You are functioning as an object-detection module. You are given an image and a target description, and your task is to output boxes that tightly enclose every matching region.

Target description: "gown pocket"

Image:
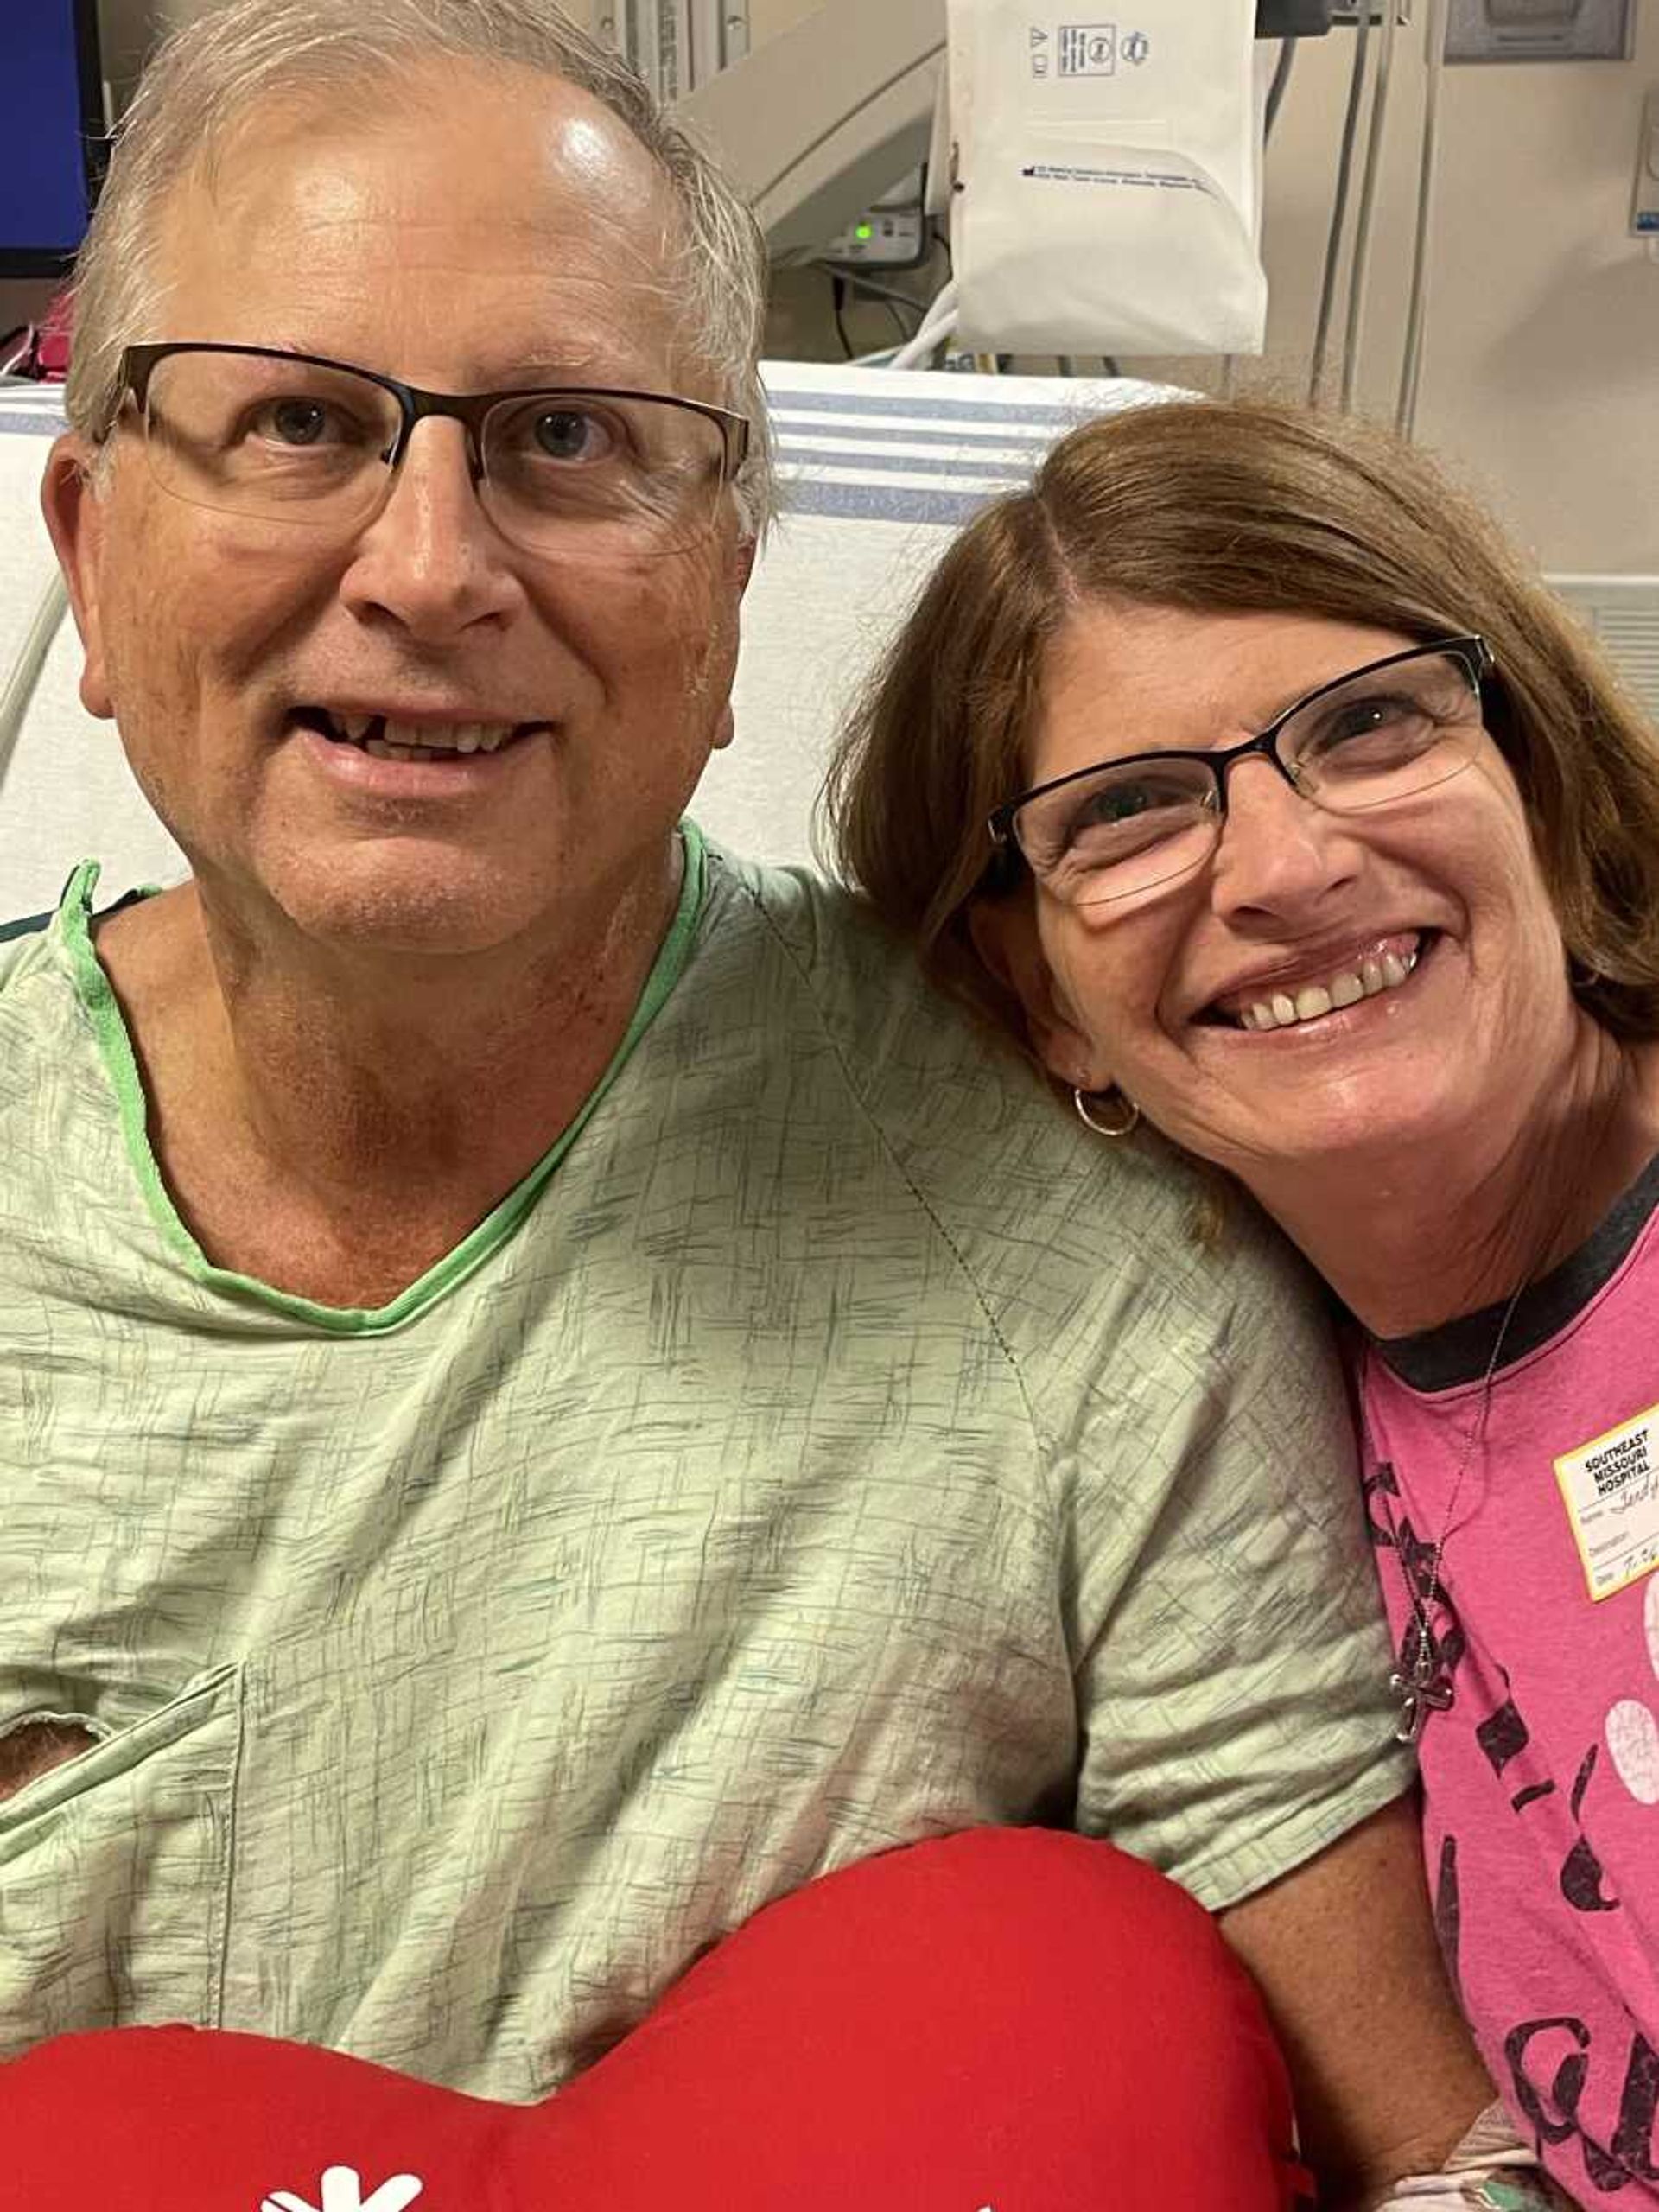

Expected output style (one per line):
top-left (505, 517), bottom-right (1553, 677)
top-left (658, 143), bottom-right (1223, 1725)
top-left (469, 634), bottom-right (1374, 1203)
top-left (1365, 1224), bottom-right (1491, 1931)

top-left (0, 1662), bottom-right (242, 2055)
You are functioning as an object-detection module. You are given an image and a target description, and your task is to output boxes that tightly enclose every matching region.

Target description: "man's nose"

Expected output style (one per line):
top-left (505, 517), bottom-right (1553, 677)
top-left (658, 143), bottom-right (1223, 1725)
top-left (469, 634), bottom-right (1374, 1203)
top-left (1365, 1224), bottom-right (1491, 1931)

top-left (339, 418), bottom-right (523, 639)
top-left (1207, 751), bottom-right (1362, 923)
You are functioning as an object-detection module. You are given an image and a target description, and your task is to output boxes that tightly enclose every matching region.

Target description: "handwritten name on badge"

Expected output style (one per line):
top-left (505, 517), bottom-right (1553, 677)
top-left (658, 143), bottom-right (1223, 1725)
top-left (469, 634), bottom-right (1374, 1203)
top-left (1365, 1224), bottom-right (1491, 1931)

top-left (1554, 1402), bottom-right (1659, 1600)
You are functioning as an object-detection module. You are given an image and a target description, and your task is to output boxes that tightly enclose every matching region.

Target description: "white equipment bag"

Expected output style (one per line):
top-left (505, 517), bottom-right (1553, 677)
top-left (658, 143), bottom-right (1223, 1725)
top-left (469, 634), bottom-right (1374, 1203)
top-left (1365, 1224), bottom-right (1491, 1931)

top-left (946, 0), bottom-right (1267, 357)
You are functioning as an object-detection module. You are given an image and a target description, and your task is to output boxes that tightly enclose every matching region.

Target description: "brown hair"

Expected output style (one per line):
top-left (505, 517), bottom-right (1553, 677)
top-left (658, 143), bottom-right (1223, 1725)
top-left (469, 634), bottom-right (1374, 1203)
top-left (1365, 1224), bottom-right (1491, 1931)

top-left (823, 398), bottom-right (1659, 1046)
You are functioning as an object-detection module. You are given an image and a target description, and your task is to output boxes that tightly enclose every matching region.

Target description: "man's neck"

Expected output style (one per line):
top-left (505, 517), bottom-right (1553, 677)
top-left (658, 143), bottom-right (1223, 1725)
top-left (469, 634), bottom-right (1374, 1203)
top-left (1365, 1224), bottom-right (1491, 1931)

top-left (1239, 1021), bottom-right (1659, 1342)
top-left (96, 851), bottom-right (686, 1307)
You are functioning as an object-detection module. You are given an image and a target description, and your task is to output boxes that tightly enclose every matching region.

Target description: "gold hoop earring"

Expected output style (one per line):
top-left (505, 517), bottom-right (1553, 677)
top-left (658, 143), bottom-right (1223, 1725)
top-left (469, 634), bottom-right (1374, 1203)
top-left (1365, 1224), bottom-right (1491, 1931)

top-left (1073, 1084), bottom-right (1141, 1140)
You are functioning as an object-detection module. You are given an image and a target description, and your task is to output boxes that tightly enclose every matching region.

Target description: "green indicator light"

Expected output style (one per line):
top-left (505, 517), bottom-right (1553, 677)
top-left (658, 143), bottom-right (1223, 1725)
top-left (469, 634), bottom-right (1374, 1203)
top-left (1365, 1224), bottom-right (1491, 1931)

top-left (855, 222), bottom-right (874, 240)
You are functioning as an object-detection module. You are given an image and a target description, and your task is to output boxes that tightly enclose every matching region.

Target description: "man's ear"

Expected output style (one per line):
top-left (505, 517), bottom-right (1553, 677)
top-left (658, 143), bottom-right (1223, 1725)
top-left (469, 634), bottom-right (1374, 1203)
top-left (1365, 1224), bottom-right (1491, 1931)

top-left (40, 436), bottom-right (115, 721)
top-left (968, 891), bottom-right (1115, 1092)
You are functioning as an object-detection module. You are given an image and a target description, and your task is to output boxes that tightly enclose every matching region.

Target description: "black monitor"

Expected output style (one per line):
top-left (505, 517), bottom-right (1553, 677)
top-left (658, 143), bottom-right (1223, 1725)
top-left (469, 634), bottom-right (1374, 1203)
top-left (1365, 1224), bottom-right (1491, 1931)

top-left (0, 0), bottom-right (106, 277)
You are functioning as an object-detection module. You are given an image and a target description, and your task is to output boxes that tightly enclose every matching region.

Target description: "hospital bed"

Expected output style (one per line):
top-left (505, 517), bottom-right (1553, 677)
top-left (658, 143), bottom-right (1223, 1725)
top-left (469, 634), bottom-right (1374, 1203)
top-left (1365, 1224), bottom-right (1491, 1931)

top-left (3, 363), bottom-right (1654, 922)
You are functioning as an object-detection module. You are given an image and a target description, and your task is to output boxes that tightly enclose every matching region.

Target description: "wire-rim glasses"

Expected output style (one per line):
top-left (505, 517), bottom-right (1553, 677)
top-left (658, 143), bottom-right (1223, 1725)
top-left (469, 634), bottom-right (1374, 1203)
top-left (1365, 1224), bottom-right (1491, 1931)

top-left (111, 342), bottom-right (752, 562)
top-left (988, 635), bottom-right (1496, 910)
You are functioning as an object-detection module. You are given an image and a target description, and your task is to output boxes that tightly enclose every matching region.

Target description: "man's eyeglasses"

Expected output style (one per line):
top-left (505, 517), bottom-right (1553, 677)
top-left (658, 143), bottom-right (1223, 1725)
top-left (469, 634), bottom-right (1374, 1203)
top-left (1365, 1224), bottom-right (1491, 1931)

top-left (110, 343), bottom-right (752, 562)
top-left (988, 636), bottom-right (1496, 910)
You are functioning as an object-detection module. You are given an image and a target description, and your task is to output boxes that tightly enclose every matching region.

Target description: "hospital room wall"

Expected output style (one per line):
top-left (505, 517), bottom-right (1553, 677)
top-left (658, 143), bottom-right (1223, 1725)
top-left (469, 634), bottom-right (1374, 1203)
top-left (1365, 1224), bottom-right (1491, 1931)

top-left (1236, 22), bottom-right (1659, 574)
top-left (10, 0), bottom-right (1656, 577)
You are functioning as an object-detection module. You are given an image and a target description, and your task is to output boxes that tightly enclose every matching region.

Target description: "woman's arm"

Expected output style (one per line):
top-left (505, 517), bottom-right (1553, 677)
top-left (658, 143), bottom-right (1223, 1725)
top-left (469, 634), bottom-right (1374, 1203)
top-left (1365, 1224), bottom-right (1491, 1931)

top-left (1217, 1791), bottom-right (1514, 2208)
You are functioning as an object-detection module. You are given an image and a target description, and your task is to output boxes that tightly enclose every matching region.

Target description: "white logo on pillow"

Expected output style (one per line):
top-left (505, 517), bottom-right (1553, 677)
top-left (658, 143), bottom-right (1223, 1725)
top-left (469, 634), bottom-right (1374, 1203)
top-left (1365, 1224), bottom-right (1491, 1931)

top-left (260, 2169), bottom-right (424, 2212)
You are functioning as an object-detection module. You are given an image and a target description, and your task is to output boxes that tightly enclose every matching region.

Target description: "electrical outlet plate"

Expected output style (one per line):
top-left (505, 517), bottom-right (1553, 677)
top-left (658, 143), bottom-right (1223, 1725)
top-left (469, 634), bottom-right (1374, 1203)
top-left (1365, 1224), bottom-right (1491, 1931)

top-left (1634, 88), bottom-right (1659, 237)
top-left (1445, 0), bottom-right (1632, 63)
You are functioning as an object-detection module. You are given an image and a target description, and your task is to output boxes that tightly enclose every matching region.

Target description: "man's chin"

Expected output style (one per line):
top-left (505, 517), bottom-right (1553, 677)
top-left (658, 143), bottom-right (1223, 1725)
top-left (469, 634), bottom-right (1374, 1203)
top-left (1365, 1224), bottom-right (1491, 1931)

top-left (227, 849), bottom-right (566, 965)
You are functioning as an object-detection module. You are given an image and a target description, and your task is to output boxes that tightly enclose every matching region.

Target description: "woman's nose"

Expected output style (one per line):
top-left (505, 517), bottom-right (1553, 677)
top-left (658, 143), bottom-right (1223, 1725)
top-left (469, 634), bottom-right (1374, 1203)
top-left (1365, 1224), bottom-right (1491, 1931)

top-left (1208, 752), bottom-right (1363, 925)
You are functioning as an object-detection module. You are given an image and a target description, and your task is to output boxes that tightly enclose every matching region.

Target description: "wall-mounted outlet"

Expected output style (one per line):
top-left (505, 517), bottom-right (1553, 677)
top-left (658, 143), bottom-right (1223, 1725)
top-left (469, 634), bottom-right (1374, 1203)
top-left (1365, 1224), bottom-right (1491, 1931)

top-left (1634, 89), bottom-right (1659, 238)
top-left (1446, 0), bottom-right (1633, 63)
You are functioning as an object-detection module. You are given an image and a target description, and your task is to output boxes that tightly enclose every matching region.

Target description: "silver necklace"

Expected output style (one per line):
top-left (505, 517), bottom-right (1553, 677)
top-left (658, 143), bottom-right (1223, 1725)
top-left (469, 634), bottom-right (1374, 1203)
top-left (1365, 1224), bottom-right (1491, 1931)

top-left (1377, 1274), bottom-right (1529, 1745)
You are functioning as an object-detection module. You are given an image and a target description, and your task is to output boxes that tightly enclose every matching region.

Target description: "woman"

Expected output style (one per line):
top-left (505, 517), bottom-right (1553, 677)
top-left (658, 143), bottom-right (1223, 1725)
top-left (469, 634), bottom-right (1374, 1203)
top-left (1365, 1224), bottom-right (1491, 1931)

top-left (826, 397), bottom-right (1659, 2210)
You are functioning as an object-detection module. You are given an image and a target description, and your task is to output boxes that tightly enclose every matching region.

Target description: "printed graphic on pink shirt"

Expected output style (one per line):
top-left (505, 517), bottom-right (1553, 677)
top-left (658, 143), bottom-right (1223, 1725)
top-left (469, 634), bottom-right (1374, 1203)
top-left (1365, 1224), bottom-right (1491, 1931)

top-left (1361, 1168), bottom-right (1659, 2205)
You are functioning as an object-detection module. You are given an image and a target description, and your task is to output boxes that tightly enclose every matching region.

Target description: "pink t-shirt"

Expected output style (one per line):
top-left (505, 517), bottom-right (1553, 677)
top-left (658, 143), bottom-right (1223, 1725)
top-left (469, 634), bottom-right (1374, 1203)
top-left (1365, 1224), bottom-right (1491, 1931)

top-left (1362, 1156), bottom-right (1659, 2204)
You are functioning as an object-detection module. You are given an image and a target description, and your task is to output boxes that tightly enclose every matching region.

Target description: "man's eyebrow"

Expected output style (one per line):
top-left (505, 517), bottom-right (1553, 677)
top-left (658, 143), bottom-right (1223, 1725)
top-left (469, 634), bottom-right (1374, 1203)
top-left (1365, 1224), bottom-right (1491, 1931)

top-left (487, 357), bottom-right (652, 389)
top-left (256, 340), bottom-right (653, 391)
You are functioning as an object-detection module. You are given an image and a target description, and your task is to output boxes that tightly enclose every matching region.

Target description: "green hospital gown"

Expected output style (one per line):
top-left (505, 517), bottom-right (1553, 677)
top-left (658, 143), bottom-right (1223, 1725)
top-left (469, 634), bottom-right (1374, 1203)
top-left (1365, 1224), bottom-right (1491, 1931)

top-left (0, 827), bottom-right (1411, 2096)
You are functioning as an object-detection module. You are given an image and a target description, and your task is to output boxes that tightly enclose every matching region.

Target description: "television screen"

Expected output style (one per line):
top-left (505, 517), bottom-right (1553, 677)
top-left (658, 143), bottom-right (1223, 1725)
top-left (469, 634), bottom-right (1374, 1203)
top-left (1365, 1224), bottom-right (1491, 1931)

top-left (0, 0), bottom-right (105, 276)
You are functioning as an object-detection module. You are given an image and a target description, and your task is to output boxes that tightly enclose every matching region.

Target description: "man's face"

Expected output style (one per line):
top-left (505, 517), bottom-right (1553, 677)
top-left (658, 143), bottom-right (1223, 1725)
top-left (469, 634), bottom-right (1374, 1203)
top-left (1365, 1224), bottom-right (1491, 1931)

top-left (48, 60), bottom-right (748, 957)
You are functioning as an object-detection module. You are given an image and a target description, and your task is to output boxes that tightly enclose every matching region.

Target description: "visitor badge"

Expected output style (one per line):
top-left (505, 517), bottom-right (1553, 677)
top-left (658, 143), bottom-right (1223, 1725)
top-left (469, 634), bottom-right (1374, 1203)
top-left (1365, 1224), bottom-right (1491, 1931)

top-left (1554, 1402), bottom-right (1659, 1601)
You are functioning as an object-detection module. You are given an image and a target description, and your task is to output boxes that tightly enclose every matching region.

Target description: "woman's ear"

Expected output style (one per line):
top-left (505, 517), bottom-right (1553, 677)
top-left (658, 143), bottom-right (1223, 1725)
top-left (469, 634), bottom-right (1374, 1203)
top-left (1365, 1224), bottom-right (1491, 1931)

top-left (968, 893), bottom-right (1114, 1091)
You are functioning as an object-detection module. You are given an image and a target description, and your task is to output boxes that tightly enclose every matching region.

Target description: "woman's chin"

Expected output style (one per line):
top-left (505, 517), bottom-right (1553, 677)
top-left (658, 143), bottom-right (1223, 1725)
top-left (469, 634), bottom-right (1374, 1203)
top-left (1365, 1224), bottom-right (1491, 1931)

top-left (1154, 1065), bottom-right (1465, 1196)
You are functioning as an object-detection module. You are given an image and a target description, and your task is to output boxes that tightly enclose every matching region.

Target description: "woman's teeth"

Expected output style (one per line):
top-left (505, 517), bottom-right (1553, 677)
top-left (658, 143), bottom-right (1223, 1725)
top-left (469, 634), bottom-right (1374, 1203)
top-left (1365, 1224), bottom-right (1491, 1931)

top-left (1236, 947), bottom-right (1420, 1033)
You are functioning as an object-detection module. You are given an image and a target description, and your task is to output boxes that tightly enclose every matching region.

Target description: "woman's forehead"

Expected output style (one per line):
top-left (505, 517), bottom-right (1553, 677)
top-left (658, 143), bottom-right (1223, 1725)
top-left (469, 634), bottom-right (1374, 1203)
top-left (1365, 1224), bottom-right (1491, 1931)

top-left (1035, 603), bottom-right (1424, 760)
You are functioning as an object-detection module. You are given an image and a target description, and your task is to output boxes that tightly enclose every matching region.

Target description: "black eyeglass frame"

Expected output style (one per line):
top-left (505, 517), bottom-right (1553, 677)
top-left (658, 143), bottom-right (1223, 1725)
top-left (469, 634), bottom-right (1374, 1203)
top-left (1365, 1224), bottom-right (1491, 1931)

top-left (111, 341), bottom-right (753, 487)
top-left (986, 634), bottom-right (1497, 861)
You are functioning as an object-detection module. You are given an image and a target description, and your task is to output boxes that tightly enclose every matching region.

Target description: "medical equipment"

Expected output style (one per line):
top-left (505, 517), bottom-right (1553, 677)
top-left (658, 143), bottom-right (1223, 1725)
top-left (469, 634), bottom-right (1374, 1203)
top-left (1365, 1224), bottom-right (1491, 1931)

top-left (672, 0), bottom-right (1334, 269)
top-left (1, 0), bottom-right (106, 276)
top-left (823, 173), bottom-right (931, 272)
top-left (677, 0), bottom-right (944, 262)
top-left (947, 0), bottom-right (1267, 358)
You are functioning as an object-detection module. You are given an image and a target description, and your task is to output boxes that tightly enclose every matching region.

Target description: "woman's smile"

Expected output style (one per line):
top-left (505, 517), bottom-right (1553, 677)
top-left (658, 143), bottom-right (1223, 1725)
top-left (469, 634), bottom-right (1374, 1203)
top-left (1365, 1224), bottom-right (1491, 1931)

top-left (1199, 930), bottom-right (1429, 1033)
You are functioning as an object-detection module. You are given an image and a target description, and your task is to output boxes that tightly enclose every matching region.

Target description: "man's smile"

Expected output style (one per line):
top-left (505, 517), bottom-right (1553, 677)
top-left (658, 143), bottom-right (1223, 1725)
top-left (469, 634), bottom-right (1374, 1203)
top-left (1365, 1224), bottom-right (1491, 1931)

top-left (293, 706), bottom-right (551, 760)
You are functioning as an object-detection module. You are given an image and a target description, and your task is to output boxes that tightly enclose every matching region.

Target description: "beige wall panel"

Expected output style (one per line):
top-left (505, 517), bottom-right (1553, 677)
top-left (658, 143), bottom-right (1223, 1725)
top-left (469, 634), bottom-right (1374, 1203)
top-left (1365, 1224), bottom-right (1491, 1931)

top-left (1245, 23), bottom-right (1659, 570)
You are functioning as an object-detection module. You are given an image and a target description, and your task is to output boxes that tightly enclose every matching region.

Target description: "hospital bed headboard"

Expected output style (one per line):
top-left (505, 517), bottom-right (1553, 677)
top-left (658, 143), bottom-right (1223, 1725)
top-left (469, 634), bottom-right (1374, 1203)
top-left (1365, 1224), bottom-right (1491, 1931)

top-left (0, 365), bottom-right (1166, 918)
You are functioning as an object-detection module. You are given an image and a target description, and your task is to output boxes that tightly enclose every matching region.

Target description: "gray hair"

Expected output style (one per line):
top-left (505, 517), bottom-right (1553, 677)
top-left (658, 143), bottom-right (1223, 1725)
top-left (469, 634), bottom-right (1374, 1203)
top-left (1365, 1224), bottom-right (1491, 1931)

top-left (67, 0), bottom-right (773, 531)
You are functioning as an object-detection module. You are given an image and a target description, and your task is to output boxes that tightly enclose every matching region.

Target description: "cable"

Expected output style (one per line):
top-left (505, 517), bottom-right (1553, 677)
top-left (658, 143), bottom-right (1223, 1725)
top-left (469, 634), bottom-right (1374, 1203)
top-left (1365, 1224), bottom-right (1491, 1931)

top-left (0, 572), bottom-right (69, 796)
top-left (889, 308), bottom-right (958, 371)
top-left (824, 267), bottom-right (926, 347)
top-left (1309, 6), bottom-right (1371, 406)
top-left (1340, 0), bottom-right (1400, 411)
top-left (828, 268), bottom-right (928, 318)
top-left (887, 278), bottom-right (958, 371)
top-left (831, 275), bottom-right (855, 359)
top-left (1396, 0), bottom-right (1448, 437)
top-left (1264, 36), bottom-right (1298, 143)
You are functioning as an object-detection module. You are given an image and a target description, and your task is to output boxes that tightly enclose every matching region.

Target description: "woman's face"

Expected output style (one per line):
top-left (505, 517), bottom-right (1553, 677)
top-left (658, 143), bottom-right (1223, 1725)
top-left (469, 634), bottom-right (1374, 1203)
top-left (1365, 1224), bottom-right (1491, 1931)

top-left (995, 601), bottom-right (1581, 1184)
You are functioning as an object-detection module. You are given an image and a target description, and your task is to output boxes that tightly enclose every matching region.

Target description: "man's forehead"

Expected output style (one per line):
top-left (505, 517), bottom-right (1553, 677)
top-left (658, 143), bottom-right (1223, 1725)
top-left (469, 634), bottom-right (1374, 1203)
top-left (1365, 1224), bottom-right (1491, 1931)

top-left (148, 57), bottom-right (694, 380)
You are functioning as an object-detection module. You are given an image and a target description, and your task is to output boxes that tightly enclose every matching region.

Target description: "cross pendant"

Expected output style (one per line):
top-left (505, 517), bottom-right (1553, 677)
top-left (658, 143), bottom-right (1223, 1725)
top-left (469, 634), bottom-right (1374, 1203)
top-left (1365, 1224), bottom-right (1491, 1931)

top-left (1390, 1666), bottom-right (1453, 1745)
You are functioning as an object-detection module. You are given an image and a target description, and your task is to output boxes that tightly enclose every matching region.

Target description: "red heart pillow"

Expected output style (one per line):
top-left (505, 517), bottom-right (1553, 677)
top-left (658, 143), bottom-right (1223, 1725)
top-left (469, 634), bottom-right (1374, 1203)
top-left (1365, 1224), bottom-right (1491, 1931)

top-left (0, 1828), bottom-right (1309, 2210)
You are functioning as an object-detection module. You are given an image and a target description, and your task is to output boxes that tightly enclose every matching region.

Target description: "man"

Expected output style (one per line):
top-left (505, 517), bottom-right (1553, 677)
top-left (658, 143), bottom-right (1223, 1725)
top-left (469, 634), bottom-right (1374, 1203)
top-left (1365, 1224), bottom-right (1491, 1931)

top-left (0, 1), bottom-right (1510, 2202)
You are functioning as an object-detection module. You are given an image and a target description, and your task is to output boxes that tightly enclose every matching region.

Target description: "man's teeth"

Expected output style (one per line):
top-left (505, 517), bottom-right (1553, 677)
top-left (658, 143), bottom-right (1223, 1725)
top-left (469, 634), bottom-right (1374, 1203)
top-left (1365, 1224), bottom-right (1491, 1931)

top-left (1237, 949), bottom-right (1419, 1033)
top-left (324, 713), bottom-right (518, 758)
